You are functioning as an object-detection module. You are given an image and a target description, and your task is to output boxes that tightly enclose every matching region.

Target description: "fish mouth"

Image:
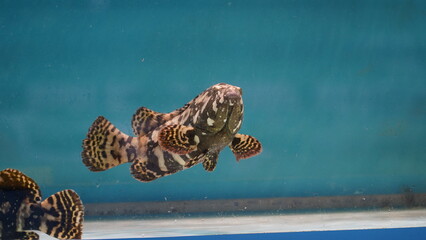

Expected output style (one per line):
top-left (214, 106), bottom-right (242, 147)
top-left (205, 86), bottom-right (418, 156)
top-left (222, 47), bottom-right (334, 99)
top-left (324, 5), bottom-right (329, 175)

top-left (212, 83), bottom-right (242, 101)
top-left (224, 87), bottom-right (242, 107)
top-left (225, 88), bottom-right (241, 100)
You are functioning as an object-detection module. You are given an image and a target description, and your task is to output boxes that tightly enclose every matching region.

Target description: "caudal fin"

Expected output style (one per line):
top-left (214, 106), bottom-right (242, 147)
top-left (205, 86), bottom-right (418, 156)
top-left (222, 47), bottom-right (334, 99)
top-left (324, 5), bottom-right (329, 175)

top-left (82, 116), bottom-right (139, 171)
top-left (39, 190), bottom-right (84, 239)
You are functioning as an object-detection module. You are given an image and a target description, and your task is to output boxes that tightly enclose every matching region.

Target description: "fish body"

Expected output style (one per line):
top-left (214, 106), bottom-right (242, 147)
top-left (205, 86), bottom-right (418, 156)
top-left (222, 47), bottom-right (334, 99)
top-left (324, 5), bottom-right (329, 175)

top-left (82, 83), bottom-right (262, 182)
top-left (0, 169), bottom-right (84, 239)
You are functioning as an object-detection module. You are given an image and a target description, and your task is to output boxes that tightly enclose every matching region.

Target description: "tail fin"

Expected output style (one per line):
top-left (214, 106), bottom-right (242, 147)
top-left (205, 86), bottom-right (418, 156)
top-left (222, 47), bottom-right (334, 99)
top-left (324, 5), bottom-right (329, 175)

top-left (39, 190), bottom-right (84, 239)
top-left (82, 116), bottom-right (139, 171)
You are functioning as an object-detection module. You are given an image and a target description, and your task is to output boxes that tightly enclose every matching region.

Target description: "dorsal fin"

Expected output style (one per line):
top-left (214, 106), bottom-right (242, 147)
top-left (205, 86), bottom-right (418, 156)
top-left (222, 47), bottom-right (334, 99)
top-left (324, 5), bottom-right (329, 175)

top-left (132, 92), bottom-right (201, 136)
top-left (131, 107), bottom-right (171, 136)
top-left (0, 168), bottom-right (42, 203)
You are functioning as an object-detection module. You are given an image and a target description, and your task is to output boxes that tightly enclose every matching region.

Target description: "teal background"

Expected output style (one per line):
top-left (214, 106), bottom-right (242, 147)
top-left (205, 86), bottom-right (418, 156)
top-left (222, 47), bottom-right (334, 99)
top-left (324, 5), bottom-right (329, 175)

top-left (0, 0), bottom-right (425, 204)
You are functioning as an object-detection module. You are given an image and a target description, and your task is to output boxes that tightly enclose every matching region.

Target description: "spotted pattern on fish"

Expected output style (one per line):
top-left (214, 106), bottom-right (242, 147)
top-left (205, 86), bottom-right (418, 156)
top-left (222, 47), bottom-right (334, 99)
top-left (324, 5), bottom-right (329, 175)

top-left (82, 83), bottom-right (262, 182)
top-left (0, 169), bottom-right (84, 239)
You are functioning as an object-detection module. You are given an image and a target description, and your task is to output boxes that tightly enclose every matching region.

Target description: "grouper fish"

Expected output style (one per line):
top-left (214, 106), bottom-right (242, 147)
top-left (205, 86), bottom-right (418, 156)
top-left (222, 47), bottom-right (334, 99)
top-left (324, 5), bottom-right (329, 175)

top-left (0, 168), bottom-right (84, 239)
top-left (82, 83), bottom-right (262, 182)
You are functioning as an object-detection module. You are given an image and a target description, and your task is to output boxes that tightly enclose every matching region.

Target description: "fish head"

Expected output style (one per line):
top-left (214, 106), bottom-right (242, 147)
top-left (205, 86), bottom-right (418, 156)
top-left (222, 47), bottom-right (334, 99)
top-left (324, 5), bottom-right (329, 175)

top-left (191, 83), bottom-right (244, 135)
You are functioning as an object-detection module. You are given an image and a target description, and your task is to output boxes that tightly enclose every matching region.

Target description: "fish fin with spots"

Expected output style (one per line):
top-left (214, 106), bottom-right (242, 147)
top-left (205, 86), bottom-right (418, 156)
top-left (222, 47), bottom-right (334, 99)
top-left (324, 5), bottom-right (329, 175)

top-left (130, 158), bottom-right (177, 182)
top-left (82, 116), bottom-right (139, 171)
top-left (229, 134), bottom-right (262, 161)
top-left (0, 168), bottom-right (42, 203)
top-left (36, 190), bottom-right (84, 239)
top-left (202, 151), bottom-right (219, 172)
top-left (132, 107), bottom-right (171, 136)
top-left (184, 153), bottom-right (205, 169)
top-left (158, 125), bottom-right (199, 155)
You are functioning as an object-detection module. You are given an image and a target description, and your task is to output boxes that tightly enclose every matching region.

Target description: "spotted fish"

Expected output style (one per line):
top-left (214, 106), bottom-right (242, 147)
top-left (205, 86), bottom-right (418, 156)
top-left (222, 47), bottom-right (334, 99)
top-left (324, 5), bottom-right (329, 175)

top-left (82, 83), bottom-right (262, 182)
top-left (0, 168), bottom-right (84, 239)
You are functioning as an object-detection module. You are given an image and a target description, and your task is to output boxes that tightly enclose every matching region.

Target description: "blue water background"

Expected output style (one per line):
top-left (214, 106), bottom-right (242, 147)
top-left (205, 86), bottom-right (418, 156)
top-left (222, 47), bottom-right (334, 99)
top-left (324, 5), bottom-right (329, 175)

top-left (0, 0), bottom-right (425, 204)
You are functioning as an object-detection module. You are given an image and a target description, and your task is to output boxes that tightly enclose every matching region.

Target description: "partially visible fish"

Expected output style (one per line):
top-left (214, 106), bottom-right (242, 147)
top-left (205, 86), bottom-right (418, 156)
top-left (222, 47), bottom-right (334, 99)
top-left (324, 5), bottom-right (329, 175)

top-left (82, 83), bottom-right (262, 182)
top-left (0, 169), bottom-right (84, 239)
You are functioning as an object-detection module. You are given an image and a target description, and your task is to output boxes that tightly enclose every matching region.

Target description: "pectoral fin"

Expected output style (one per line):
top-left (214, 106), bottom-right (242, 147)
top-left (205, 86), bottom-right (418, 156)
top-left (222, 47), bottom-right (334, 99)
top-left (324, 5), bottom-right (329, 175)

top-left (159, 125), bottom-right (199, 155)
top-left (202, 151), bottom-right (219, 171)
top-left (229, 134), bottom-right (262, 161)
